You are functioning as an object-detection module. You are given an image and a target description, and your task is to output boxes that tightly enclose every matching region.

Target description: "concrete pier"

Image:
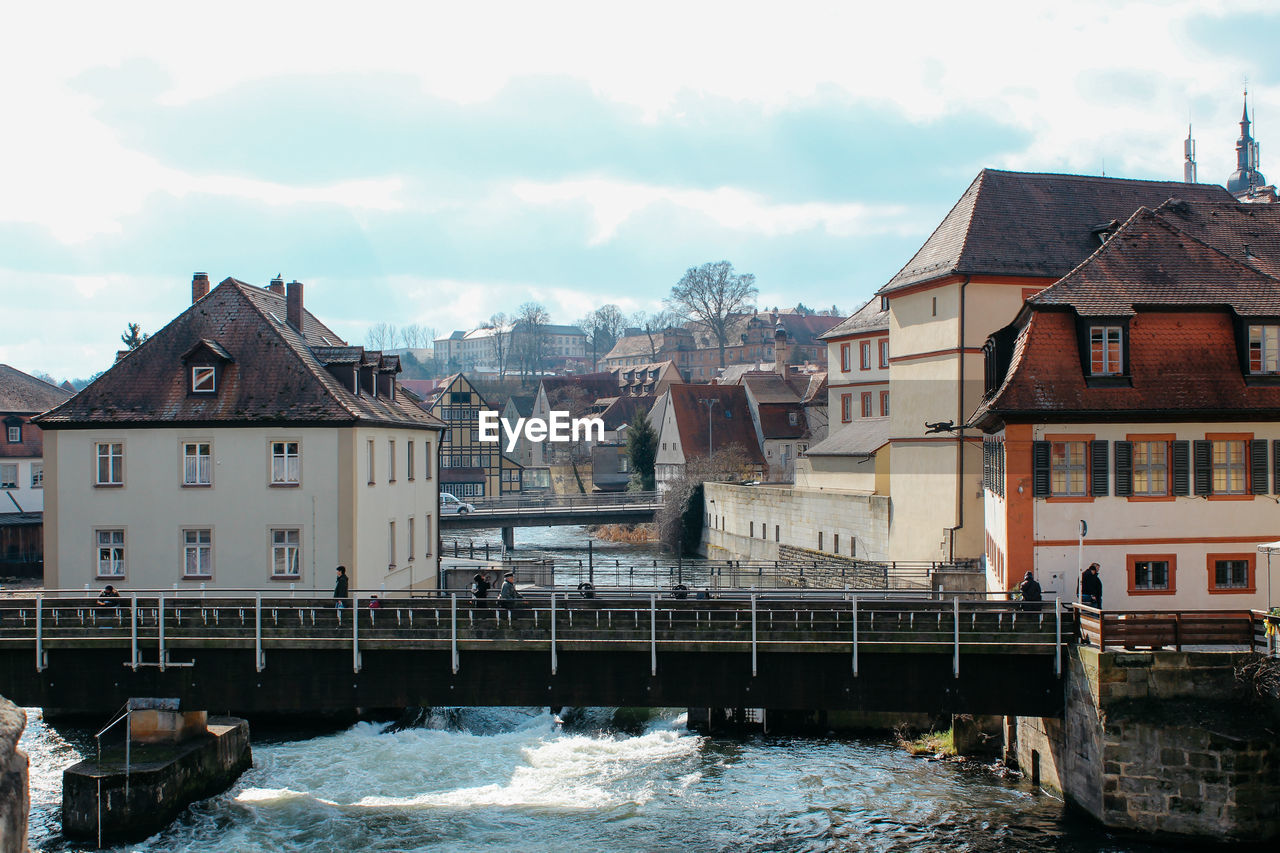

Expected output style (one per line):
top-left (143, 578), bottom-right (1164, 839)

top-left (63, 711), bottom-right (251, 845)
top-left (0, 697), bottom-right (28, 853)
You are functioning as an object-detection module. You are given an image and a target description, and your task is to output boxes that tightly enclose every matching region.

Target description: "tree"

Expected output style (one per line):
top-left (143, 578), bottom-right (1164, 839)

top-left (482, 313), bottom-right (512, 379)
top-left (656, 444), bottom-right (756, 554)
top-left (625, 408), bottom-right (657, 491)
top-left (631, 308), bottom-right (681, 361)
top-left (512, 302), bottom-right (551, 385)
top-left (665, 261), bottom-right (758, 368)
top-left (577, 304), bottom-right (628, 369)
top-left (367, 322), bottom-right (397, 351)
top-left (399, 323), bottom-right (433, 350)
top-left (120, 323), bottom-right (149, 350)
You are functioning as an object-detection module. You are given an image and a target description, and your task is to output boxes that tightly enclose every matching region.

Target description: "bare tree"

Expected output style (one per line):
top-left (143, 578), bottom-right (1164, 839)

top-left (367, 322), bottom-right (397, 351)
top-left (577, 304), bottom-right (628, 369)
top-left (512, 302), bottom-right (551, 385)
top-left (631, 309), bottom-right (681, 361)
top-left (657, 444), bottom-right (756, 554)
top-left (666, 261), bottom-right (758, 368)
top-left (399, 323), bottom-right (431, 350)
top-left (483, 313), bottom-right (512, 379)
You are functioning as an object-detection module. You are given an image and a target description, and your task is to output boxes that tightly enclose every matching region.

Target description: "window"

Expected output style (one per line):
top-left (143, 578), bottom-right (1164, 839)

top-left (833, 534), bottom-right (839, 554)
top-left (861, 393), bottom-right (873, 418)
top-left (880, 295), bottom-right (889, 311)
top-left (818, 531), bottom-right (823, 551)
top-left (1131, 440), bottom-right (1168, 496)
top-left (1089, 326), bottom-right (1123, 375)
top-left (1128, 555), bottom-right (1175, 594)
top-left (840, 393), bottom-right (851, 423)
top-left (424, 443), bottom-right (433, 479)
top-left (96, 529), bottom-right (125, 577)
top-left (1211, 439), bottom-right (1247, 494)
top-left (30, 463), bottom-right (42, 489)
top-left (183, 528), bottom-right (212, 578)
top-left (424, 515), bottom-right (432, 556)
top-left (271, 528), bottom-right (301, 577)
top-left (931, 297), bottom-right (937, 317)
top-left (0, 464), bottom-right (16, 490)
top-left (5, 425), bottom-right (19, 443)
top-left (840, 344), bottom-right (851, 372)
top-left (191, 366), bottom-right (216, 393)
top-left (860, 342), bottom-right (871, 370)
top-left (775, 524), bottom-right (780, 542)
top-left (407, 517), bottom-right (416, 561)
top-left (407, 441), bottom-right (415, 481)
top-left (388, 440), bottom-right (396, 483)
top-left (271, 441), bottom-right (300, 485)
top-left (183, 442), bottom-right (211, 486)
top-left (1050, 441), bottom-right (1088, 496)
top-left (1248, 324), bottom-right (1279, 374)
top-left (96, 442), bottom-right (123, 486)
top-left (880, 391), bottom-right (890, 417)
top-left (879, 339), bottom-right (889, 369)
top-left (1208, 554), bottom-right (1254, 593)
top-left (388, 520), bottom-right (397, 568)
top-left (787, 411), bottom-right (799, 426)
top-left (367, 439), bottom-right (376, 485)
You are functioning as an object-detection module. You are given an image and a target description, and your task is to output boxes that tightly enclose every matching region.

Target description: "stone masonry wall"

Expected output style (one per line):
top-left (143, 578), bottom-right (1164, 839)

top-left (1018, 648), bottom-right (1280, 842)
top-left (0, 698), bottom-right (28, 853)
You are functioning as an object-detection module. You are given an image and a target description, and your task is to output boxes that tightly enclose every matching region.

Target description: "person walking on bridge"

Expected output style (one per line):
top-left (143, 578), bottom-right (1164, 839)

top-left (334, 565), bottom-right (350, 609)
top-left (1080, 562), bottom-right (1102, 609)
top-left (471, 572), bottom-right (491, 606)
top-left (499, 571), bottom-right (522, 618)
top-left (1018, 571), bottom-right (1043, 612)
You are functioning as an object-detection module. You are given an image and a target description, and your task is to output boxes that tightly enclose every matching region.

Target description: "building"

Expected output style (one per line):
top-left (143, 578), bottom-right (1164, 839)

top-left (1225, 92), bottom-right (1277, 203)
top-left (1, 365), bottom-right (71, 514)
top-left (603, 327), bottom-right (694, 371)
top-left (975, 202), bottom-right (1280, 609)
top-left (434, 324), bottom-right (588, 375)
top-left (421, 373), bottom-right (523, 499)
top-left (36, 274), bottom-right (445, 592)
top-left (653, 384), bottom-right (766, 489)
top-left (821, 296), bottom-right (890, 424)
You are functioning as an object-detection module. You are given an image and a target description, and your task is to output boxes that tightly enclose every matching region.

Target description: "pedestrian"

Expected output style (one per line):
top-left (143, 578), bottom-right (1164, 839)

top-left (334, 565), bottom-right (350, 609)
top-left (96, 584), bottom-right (123, 607)
top-left (1080, 562), bottom-right (1103, 609)
top-left (471, 572), bottom-right (491, 604)
top-left (499, 571), bottom-right (522, 616)
top-left (1018, 571), bottom-right (1043, 612)
top-left (368, 594), bottom-right (382, 610)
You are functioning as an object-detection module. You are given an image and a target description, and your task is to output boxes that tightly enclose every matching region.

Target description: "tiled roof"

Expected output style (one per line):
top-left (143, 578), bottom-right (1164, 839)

top-left (540, 373), bottom-right (619, 405)
top-left (800, 373), bottom-right (828, 406)
top-left (739, 372), bottom-right (801, 404)
top-left (505, 395), bottom-right (535, 417)
top-left (756, 403), bottom-right (807, 439)
top-left (440, 467), bottom-right (485, 484)
top-left (666, 384), bottom-right (766, 465)
top-left (604, 332), bottom-right (682, 362)
top-left (36, 279), bottom-right (444, 430)
top-left (803, 417), bottom-right (889, 456)
top-left (819, 297), bottom-right (889, 339)
top-left (879, 169), bottom-right (1235, 294)
top-left (0, 364), bottom-right (72, 414)
top-left (1150, 199), bottom-right (1280, 279)
top-left (598, 395), bottom-right (654, 430)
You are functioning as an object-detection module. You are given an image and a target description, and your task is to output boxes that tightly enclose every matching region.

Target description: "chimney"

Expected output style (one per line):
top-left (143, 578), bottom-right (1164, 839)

top-left (773, 320), bottom-right (787, 376)
top-left (268, 275), bottom-right (285, 296)
top-left (286, 280), bottom-right (304, 331)
top-left (192, 272), bottom-right (210, 303)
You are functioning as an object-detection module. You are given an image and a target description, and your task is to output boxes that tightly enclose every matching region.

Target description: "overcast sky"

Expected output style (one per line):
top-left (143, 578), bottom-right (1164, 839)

top-left (2, 1), bottom-right (1277, 380)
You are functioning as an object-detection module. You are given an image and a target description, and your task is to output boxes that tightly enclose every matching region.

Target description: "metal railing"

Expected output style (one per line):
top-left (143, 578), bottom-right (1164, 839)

top-left (457, 490), bottom-right (662, 515)
top-left (0, 592), bottom-right (1071, 679)
top-left (1074, 605), bottom-right (1277, 653)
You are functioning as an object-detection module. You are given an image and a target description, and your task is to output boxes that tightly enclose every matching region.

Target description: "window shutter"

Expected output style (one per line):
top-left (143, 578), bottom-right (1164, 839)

top-left (1250, 439), bottom-right (1268, 495)
top-left (983, 441), bottom-right (993, 491)
top-left (1274, 440), bottom-right (1280, 495)
top-left (1032, 441), bottom-right (1051, 497)
top-left (1193, 440), bottom-right (1212, 496)
top-left (1114, 441), bottom-right (1133, 497)
top-left (1171, 440), bottom-right (1190, 496)
top-left (1090, 440), bottom-right (1109, 497)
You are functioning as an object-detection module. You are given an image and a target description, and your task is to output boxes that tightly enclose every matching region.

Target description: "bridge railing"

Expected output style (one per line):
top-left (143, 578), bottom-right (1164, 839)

top-left (1074, 605), bottom-right (1274, 652)
top-left (458, 491), bottom-right (662, 515)
top-left (0, 592), bottom-right (1073, 678)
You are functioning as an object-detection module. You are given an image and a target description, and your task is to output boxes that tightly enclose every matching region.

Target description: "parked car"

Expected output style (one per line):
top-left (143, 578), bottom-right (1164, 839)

top-left (440, 493), bottom-right (476, 515)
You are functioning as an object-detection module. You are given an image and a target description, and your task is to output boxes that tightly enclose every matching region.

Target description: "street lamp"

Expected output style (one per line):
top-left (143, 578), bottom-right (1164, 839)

top-left (702, 397), bottom-right (720, 455)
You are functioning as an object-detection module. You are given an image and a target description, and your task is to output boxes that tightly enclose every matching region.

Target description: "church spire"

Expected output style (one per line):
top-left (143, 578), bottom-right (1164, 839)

top-left (1228, 88), bottom-right (1267, 198)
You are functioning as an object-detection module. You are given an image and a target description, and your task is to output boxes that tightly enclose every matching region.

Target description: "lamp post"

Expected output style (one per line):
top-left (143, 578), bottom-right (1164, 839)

top-left (703, 397), bottom-right (720, 456)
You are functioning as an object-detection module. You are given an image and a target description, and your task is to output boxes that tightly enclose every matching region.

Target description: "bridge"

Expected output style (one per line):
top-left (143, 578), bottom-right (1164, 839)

top-left (439, 491), bottom-right (661, 546)
top-left (0, 590), bottom-right (1077, 717)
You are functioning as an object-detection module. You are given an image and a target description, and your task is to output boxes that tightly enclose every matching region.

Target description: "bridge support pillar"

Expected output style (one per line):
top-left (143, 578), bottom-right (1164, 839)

top-left (501, 527), bottom-right (515, 549)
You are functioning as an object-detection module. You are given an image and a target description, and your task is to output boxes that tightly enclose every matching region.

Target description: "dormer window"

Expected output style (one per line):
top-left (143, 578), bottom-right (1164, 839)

top-left (1089, 326), bottom-right (1123, 375)
top-left (787, 412), bottom-right (799, 426)
top-left (192, 366), bottom-right (216, 393)
top-left (1248, 324), bottom-right (1279, 374)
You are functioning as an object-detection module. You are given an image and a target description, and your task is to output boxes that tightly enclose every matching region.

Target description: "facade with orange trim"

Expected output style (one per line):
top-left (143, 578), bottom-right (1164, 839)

top-left (974, 201), bottom-right (1280, 610)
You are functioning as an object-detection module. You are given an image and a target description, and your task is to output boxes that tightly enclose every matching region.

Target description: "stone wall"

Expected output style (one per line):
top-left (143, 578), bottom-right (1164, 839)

top-left (1018, 648), bottom-right (1280, 842)
top-left (0, 698), bottom-right (27, 853)
top-left (703, 483), bottom-right (890, 563)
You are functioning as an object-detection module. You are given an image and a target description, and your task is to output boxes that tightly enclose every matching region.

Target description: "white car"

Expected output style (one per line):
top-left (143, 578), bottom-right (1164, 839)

top-left (440, 493), bottom-right (476, 515)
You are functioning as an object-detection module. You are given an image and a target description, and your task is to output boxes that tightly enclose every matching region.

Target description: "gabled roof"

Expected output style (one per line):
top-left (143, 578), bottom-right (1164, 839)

top-left (819, 296), bottom-right (889, 339)
top-left (1150, 199), bottom-right (1280, 279)
top-left (800, 372), bottom-right (828, 406)
top-left (664, 384), bottom-right (766, 466)
top-left (37, 279), bottom-right (444, 430)
top-left (756, 402), bottom-right (807, 439)
top-left (879, 169), bottom-right (1235, 295)
top-left (803, 418), bottom-right (890, 456)
top-left (504, 395), bottom-right (535, 418)
top-left (0, 364), bottom-right (73, 414)
top-left (739, 371), bottom-right (801, 404)
top-left (598, 395), bottom-right (654, 430)
top-left (540, 373), bottom-right (619, 404)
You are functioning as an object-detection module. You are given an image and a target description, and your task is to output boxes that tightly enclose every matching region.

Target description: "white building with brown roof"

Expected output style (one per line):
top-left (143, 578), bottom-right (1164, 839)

top-left (36, 274), bottom-right (446, 593)
top-left (0, 365), bottom-right (72, 515)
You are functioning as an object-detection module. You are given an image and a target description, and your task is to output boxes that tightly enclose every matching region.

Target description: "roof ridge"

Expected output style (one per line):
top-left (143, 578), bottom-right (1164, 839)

top-left (878, 171), bottom-right (985, 296)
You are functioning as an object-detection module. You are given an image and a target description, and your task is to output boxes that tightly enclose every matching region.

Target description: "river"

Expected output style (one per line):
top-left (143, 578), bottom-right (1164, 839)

top-left (17, 526), bottom-right (1202, 851)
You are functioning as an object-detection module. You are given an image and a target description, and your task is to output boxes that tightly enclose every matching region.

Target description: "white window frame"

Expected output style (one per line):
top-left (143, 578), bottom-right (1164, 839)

top-left (0, 463), bottom-right (17, 490)
top-left (1132, 440), bottom-right (1168, 496)
top-left (30, 463), bottom-right (43, 489)
top-left (5, 425), bottom-right (19, 443)
top-left (96, 528), bottom-right (126, 578)
top-left (879, 339), bottom-right (889, 369)
top-left (1050, 441), bottom-right (1088, 497)
top-left (191, 365), bottom-right (216, 393)
top-left (270, 528), bottom-right (301, 578)
top-left (183, 441), bottom-right (212, 486)
top-left (96, 442), bottom-right (124, 486)
top-left (1248, 324), bottom-right (1280, 374)
top-left (1089, 326), bottom-right (1123, 375)
top-left (182, 528), bottom-right (213, 578)
top-left (270, 440), bottom-right (300, 485)
top-left (1211, 439), bottom-right (1247, 495)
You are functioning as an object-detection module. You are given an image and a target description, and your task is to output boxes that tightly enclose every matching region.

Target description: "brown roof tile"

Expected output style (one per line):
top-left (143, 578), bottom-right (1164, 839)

top-left (0, 364), bottom-right (72, 414)
top-left (666, 384), bottom-right (766, 465)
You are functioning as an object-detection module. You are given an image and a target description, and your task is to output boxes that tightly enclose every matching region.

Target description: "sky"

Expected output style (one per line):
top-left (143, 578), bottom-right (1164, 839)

top-left (2, 0), bottom-right (1279, 381)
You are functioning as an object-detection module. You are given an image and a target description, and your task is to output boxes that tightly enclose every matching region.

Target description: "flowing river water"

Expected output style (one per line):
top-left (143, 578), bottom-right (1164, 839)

top-left (16, 528), bottom-right (1213, 851)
